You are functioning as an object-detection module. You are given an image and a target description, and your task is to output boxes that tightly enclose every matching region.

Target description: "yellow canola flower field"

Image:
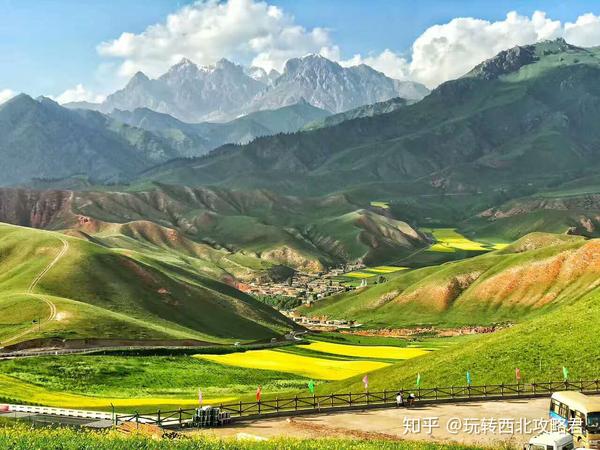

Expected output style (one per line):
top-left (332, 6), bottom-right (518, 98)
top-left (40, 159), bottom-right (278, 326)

top-left (0, 374), bottom-right (232, 411)
top-left (367, 266), bottom-right (408, 274)
top-left (344, 271), bottom-right (377, 278)
top-left (195, 350), bottom-right (389, 381)
top-left (305, 341), bottom-right (430, 360)
top-left (370, 201), bottom-right (390, 209)
top-left (425, 228), bottom-right (488, 252)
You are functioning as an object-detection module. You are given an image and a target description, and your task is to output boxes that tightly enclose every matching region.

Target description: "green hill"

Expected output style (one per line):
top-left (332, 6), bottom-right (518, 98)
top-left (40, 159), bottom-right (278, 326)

top-left (321, 284), bottom-right (600, 393)
top-left (299, 233), bottom-right (595, 328)
top-left (303, 96), bottom-right (409, 130)
top-left (0, 95), bottom-right (182, 186)
top-left (0, 223), bottom-right (295, 346)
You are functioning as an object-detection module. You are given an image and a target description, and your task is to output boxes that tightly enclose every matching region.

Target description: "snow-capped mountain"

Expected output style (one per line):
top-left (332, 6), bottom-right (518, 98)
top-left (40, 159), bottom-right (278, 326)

top-left (102, 58), bottom-right (265, 122)
top-left (76, 56), bottom-right (429, 122)
top-left (248, 54), bottom-right (428, 113)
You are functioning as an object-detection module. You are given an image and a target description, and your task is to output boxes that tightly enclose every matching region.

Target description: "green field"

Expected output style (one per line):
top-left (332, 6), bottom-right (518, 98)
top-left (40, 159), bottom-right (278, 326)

top-left (0, 339), bottom-right (437, 411)
top-left (0, 355), bottom-right (310, 412)
top-left (337, 266), bottom-right (409, 286)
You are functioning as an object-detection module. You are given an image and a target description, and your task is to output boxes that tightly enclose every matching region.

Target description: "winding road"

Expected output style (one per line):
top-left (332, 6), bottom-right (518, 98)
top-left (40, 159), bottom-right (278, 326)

top-left (1, 235), bottom-right (69, 346)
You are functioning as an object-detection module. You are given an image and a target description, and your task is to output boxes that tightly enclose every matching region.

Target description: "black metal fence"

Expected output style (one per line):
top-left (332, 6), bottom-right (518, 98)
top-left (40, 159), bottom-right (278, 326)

top-left (115, 379), bottom-right (600, 428)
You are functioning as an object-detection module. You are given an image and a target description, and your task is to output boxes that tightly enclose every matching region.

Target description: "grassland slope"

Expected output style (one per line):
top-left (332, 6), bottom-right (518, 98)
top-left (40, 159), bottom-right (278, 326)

top-left (322, 282), bottom-right (600, 393)
top-left (0, 223), bottom-right (294, 345)
top-left (300, 233), bottom-right (595, 327)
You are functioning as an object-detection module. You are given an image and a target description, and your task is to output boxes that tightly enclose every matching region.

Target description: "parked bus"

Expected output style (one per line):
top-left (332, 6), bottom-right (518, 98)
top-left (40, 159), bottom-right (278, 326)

top-left (550, 392), bottom-right (600, 449)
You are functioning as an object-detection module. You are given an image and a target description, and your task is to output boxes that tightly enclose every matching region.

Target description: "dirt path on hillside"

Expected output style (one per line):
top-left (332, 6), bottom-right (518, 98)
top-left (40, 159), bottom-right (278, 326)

top-left (195, 398), bottom-right (554, 447)
top-left (1, 235), bottom-right (69, 345)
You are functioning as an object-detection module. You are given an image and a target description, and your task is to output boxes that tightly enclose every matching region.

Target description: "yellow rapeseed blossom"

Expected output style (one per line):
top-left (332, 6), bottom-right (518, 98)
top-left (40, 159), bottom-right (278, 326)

top-left (194, 350), bottom-right (389, 380)
top-left (304, 342), bottom-right (430, 360)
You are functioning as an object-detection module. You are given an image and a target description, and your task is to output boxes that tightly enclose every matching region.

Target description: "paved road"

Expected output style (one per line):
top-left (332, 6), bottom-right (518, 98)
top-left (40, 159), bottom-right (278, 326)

top-left (197, 397), bottom-right (553, 446)
top-left (2, 235), bottom-right (69, 345)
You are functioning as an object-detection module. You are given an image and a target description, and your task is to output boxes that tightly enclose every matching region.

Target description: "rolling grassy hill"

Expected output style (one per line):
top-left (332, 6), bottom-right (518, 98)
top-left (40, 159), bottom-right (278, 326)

top-left (0, 186), bottom-right (430, 271)
top-left (321, 284), bottom-right (600, 393)
top-left (0, 223), bottom-right (295, 345)
top-left (299, 233), bottom-right (596, 328)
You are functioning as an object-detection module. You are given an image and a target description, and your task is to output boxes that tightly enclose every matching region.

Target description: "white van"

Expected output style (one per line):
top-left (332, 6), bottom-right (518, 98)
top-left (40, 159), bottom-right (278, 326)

top-left (526, 432), bottom-right (574, 450)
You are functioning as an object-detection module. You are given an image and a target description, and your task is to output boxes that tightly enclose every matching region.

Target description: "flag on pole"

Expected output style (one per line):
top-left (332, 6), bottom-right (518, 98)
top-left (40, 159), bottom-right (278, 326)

top-left (563, 366), bottom-right (569, 381)
top-left (466, 371), bottom-right (472, 386)
top-left (515, 368), bottom-right (521, 382)
top-left (308, 380), bottom-right (315, 394)
top-left (362, 375), bottom-right (369, 391)
top-left (256, 385), bottom-right (262, 402)
top-left (416, 373), bottom-right (422, 388)
top-left (198, 389), bottom-right (203, 407)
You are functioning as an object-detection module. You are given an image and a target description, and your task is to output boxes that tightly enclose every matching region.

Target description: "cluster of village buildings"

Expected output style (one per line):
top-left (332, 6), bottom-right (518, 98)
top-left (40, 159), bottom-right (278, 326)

top-left (282, 311), bottom-right (361, 330)
top-left (236, 263), bottom-right (366, 303)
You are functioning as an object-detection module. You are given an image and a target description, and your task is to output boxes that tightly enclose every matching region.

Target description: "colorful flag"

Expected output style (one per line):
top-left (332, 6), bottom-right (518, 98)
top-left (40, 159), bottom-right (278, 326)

top-left (466, 371), bottom-right (472, 386)
top-left (416, 373), bottom-right (421, 388)
top-left (362, 375), bottom-right (369, 390)
top-left (198, 389), bottom-right (203, 406)
top-left (563, 366), bottom-right (569, 381)
top-left (515, 368), bottom-right (521, 382)
top-left (308, 380), bottom-right (315, 394)
top-left (256, 385), bottom-right (262, 402)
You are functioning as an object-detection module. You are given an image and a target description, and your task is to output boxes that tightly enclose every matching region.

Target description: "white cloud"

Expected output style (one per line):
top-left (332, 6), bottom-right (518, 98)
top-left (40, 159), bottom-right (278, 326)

top-left (341, 11), bottom-right (600, 88)
top-left (53, 84), bottom-right (106, 104)
top-left (80, 5), bottom-right (600, 95)
top-left (564, 13), bottom-right (600, 47)
top-left (407, 11), bottom-right (563, 87)
top-left (97, 0), bottom-right (338, 78)
top-left (0, 89), bottom-right (15, 105)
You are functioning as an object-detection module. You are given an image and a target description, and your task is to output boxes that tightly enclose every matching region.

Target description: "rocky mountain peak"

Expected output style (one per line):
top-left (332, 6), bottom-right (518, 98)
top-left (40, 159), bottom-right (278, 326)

top-left (214, 58), bottom-right (238, 70)
top-left (467, 39), bottom-right (581, 81)
top-left (283, 54), bottom-right (341, 76)
top-left (468, 45), bottom-right (537, 80)
top-left (2, 93), bottom-right (34, 107)
top-left (127, 71), bottom-right (151, 87)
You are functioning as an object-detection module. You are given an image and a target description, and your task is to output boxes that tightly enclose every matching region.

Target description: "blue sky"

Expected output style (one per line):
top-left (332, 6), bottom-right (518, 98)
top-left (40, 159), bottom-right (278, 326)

top-left (2, 0), bottom-right (600, 99)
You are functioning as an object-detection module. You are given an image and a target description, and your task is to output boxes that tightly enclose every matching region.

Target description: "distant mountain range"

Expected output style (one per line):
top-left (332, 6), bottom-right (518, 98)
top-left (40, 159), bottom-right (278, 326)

top-left (0, 94), bottom-right (330, 185)
top-left (0, 94), bottom-right (179, 185)
top-left (109, 99), bottom-right (330, 156)
top-left (65, 55), bottom-right (429, 122)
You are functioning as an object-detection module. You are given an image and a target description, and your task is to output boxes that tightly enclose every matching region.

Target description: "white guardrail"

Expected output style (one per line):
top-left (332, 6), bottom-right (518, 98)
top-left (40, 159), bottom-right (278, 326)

top-left (1, 404), bottom-right (113, 421)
